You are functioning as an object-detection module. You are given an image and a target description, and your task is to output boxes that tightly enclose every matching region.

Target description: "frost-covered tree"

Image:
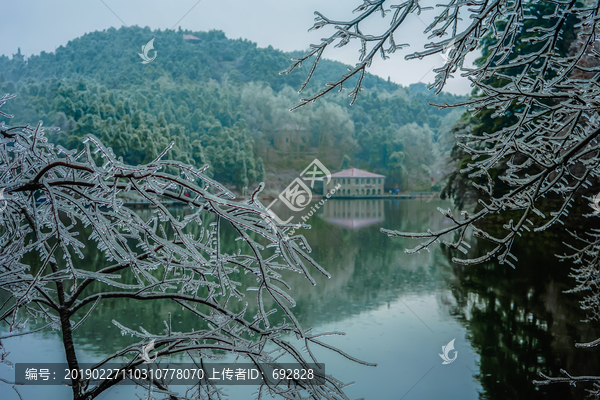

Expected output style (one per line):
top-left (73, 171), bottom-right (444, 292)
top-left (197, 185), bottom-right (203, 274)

top-left (0, 94), bottom-right (370, 400)
top-left (288, 0), bottom-right (600, 394)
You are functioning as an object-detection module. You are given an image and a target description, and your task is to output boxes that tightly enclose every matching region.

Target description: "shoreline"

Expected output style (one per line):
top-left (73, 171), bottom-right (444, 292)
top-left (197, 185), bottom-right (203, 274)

top-left (122, 192), bottom-right (440, 208)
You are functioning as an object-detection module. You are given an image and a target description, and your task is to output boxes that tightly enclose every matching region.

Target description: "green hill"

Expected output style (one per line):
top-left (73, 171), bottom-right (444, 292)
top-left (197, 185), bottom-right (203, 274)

top-left (0, 27), bottom-right (403, 93)
top-left (0, 26), bottom-right (466, 191)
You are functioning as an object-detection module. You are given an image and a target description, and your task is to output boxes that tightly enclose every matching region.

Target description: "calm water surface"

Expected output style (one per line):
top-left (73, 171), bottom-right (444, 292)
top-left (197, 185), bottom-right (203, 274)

top-left (1, 199), bottom-right (597, 399)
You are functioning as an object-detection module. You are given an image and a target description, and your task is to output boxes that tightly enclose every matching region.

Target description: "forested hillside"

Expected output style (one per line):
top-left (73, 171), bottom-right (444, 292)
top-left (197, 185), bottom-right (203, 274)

top-left (0, 26), bottom-right (466, 191)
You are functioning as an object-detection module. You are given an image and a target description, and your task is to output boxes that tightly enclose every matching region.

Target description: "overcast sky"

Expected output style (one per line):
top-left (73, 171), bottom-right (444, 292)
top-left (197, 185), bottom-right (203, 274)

top-left (1, 0), bottom-right (475, 95)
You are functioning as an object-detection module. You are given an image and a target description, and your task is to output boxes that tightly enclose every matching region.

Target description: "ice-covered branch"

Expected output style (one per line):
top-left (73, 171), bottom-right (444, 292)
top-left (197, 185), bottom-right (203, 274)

top-left (0, 95), bottom-right (362, 399)
top-left (291, 0), bottom-right (600, 395)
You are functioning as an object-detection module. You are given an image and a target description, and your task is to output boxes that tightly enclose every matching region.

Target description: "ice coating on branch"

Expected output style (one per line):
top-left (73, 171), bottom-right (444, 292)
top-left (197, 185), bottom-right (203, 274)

top-left (289, 0), bottom-right (600, 393)
top-left (0, 94), bottom-right (368, 399)
top-left (288, 0), bottom-right (600, 269)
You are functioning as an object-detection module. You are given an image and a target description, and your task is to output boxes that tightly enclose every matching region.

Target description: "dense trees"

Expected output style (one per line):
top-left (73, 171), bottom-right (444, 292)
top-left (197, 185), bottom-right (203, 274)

top-left (0, 26), bottom-right (464, 191)
top-left (0, 78), bottom-right (263, 188)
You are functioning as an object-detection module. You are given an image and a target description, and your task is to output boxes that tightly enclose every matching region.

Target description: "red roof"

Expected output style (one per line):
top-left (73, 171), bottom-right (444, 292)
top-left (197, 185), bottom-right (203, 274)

top-left (330, 168), bottom-right (385, 178)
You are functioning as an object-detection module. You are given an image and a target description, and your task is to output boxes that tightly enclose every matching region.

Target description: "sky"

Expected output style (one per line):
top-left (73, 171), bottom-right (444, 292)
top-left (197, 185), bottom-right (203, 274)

top-left (0, 0), bottom-right (476, 95)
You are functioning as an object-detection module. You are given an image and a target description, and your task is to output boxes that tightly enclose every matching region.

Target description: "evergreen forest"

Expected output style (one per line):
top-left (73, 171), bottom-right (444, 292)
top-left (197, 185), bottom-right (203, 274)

top-left (0, 26), bottom-right (465, 192)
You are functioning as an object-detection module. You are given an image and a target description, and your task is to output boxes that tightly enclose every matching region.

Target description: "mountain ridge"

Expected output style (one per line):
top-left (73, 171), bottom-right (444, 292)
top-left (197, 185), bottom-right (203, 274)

top-left (0, 26), bottom-right (467, 191)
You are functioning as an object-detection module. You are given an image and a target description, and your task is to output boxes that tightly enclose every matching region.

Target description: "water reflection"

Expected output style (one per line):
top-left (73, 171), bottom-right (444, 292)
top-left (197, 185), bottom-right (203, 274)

top-left (1, 199), bottom-right (598, 399)
top-left (444, 233), bottom-right (600, 400)
top-left (264, 198), bottom-right (600, 399)
top-left (321, 199), bottom-right (385, 229)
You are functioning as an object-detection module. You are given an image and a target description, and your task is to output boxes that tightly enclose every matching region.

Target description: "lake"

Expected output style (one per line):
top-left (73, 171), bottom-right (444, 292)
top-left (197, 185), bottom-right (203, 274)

top-left (1, 198), bottom-right (597, 399)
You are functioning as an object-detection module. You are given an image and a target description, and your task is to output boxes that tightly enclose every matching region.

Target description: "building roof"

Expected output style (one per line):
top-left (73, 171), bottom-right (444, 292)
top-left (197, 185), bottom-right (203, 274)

top-left (330, 168), bottom-right (385, 178)
top-left (183, 34), bottom-right (200, 40)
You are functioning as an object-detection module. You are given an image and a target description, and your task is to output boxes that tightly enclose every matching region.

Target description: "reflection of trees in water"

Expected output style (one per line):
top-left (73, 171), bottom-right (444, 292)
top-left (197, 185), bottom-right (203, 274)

top-left (443, 231), bottom-right (600, 400)
top-left (25, 200), bottom-right (600, 399)
top-left (20, 196), bottom-right (599, 400)
top-left (4, 206), bottom-right (293, 357)
top-left (283, 200), bottom-right (456, 328)
top-left (5, 201), bottom-right (459, 356)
